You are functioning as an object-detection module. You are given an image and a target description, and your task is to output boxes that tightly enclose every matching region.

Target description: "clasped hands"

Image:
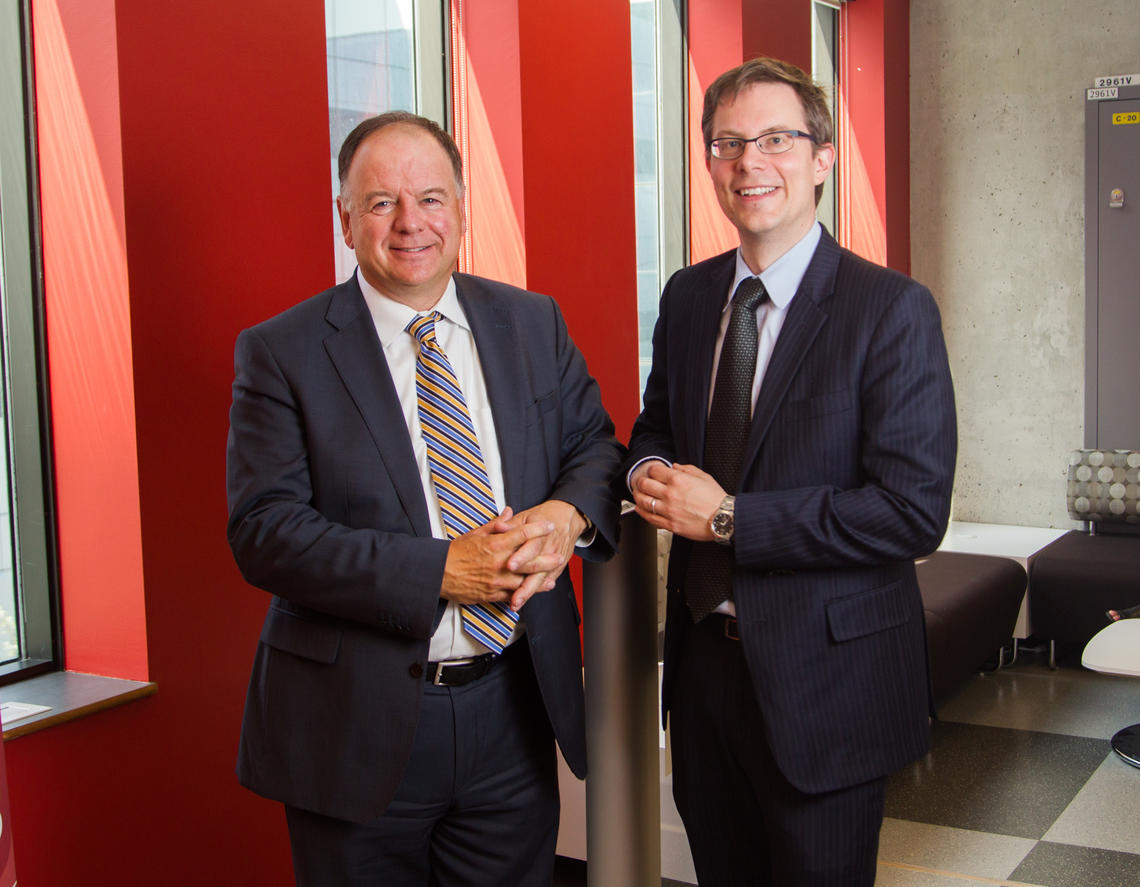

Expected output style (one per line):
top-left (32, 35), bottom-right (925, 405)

top-left (631, 461), bottom-right (725, 542)
top-left (441, 500), bottom-right (586, 612)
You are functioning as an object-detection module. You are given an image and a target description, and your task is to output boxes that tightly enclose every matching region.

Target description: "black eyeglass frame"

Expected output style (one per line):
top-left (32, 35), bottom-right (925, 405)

top-left (707, 130), bottom-right (818, 160)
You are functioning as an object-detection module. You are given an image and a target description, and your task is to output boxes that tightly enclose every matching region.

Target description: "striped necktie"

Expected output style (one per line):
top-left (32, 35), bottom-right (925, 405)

top-left (406, 311), bottom-right (518, 653)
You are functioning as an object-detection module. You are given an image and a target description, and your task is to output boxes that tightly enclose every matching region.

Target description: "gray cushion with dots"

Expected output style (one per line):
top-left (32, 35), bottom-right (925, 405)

top-left (1067, 449), bottom-right (1140, 523)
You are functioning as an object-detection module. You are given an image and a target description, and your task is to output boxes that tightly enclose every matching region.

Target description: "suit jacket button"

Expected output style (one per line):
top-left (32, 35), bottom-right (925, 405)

top-left (409, 662), bottom-right (424, 679)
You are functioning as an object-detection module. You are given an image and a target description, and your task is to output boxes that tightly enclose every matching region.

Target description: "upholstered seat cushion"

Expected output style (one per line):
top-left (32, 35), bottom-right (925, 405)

top-left (1029, 530), bottom-right (1140, 646)
top-left (916, 551), bottom-right (1026, 701)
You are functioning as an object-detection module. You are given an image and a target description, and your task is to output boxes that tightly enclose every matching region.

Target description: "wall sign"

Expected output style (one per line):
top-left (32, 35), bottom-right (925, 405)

top-left (1094, 74), bottom-right (1139, 87)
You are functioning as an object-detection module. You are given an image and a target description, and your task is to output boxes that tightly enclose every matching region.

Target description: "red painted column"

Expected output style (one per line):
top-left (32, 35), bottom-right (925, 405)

top-left (882, 0), bottom-right (911, 274)
top-left (840, 0), bottom-right (911, 271)
top-left (516, 0), bottom-right (641, 441)
top-left (451, 0), bottom-right (527, 285)
top-left (688, 0), bottom-right (744, 263)
top-left (742, 0), bottom-right (812, 70)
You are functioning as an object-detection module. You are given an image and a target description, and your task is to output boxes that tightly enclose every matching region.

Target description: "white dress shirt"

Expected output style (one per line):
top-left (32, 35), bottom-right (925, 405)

top-left (358, 269), bottom-right (522, 660)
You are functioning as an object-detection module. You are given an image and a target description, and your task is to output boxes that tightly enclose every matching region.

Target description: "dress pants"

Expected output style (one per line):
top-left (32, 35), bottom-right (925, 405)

top-left (285, 641), bottom-right (560, 887)
top-left (670, 614), bottom-right (886, 887)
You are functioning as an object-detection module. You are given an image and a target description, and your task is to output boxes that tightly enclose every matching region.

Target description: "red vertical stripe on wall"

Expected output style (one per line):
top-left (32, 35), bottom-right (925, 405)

top-left (882, 0), bottom-right (911, 274)
top-left (688, 0), bottom-right (745, 263)
top-left (33, 0), bottom-right (148, 679)
top-left (839, 0), bottom-right (911, 272)
top-left (516, 0), bottom-right (640, 442)
top-left (741, 0), bottom-right (811, 70)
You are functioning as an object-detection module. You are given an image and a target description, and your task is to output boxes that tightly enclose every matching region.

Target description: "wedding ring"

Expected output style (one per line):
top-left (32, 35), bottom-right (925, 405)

top-left (650, 498), bottom-right (656, 514)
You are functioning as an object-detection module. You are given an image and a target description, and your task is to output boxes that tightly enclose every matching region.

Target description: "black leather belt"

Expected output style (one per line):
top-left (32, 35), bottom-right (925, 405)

top-left (426, 651), bottom-right (499, 686)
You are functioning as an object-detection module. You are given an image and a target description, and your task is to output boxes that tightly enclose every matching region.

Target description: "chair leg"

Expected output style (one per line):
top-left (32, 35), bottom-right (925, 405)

top-left (1049, 639), bottom-right (1057, 669)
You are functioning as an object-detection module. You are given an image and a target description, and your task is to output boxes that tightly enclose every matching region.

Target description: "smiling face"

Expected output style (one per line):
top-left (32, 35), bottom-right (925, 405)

top-left (337, 123), bottom-right (466, 310)
top-left (706, 81), bottom-right (835, 272)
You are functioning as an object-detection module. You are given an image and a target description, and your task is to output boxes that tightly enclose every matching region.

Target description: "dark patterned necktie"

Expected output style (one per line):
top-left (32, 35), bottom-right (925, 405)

top-left (407, 312), bottom-right (517, 653)
top-left (684, 277), bottom-right (768, 621)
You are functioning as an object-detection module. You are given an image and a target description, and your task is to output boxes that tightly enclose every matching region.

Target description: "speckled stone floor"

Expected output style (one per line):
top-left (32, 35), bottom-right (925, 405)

top-left (555, 645), bottom-right (1140, 886)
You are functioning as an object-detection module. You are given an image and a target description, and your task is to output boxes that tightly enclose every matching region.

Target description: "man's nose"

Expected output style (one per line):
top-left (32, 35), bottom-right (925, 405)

top-left (392, 201), bottom-right (424, 230)
top-left (737, 140), bottom-right (771, 166)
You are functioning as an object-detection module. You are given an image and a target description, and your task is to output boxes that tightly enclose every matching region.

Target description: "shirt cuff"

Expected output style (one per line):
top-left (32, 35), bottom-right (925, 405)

top-left (574, 525), bottom-right (598, 549)
top-left (626, 456), bottom-right (672, 495)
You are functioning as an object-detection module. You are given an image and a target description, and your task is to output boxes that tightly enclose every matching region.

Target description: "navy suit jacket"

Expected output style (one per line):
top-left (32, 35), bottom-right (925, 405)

top-left (227, 272), bottom-right (622, 824)
top-left (626, 230), bottom-right (957, 794)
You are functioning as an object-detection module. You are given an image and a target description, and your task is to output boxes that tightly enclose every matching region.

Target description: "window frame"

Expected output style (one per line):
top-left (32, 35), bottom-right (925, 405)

top-left (0, 0), bottom-right (62, 685)
top-left (631, 0), bottom-right (686, 395)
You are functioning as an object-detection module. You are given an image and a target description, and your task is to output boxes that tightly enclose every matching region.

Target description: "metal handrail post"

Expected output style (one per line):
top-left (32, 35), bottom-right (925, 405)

top-left (582, 509), bottom-right (660, 885)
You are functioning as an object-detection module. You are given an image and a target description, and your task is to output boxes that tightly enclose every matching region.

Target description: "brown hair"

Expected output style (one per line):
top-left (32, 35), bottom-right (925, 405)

top-left (701, 57), bottom-right (833, 151)
top-left (337, 111), bottom-right (464, 195)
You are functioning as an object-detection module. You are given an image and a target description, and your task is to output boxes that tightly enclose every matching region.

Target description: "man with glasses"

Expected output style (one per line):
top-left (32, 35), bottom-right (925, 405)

top-left (625, 58), bottom-right (956, 884)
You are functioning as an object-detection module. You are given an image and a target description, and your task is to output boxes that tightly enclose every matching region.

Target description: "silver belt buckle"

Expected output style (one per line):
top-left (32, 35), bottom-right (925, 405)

top-left (432, 656), bottom-right (478, 685)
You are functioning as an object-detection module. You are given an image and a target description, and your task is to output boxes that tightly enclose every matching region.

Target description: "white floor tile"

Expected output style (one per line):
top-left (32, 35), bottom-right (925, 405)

top-left (879, 817), bottom-right (1036, 880)
top-left (1043, 752), bottom-right (1140, 853)
top-left (937, 663), bottom-right (1140, 741)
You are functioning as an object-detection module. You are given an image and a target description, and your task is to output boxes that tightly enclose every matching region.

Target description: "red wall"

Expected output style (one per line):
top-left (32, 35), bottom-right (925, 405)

top-left (840, 0), bottom-right (911, 271)
top-left (517, 0), bottom-right (640, 441)
top-left (6, 0), bottom-right (331, 882)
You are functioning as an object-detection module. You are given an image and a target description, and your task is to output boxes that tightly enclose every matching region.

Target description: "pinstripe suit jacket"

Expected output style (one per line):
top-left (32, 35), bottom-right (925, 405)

top-left (627, 230), bottom-right (957, 794)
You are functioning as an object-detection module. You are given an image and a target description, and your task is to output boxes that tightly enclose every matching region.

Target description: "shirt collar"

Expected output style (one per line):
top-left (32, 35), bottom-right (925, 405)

top-left (728, 221), bottom-right (822, 312)
top-left (356, 269), bottom-right (469, 349)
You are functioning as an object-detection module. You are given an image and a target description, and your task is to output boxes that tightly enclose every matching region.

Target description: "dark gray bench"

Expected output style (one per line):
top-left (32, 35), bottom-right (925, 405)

top-left (916, 551), bottom-right (1027, 701)
top-left (1029, 530), bottom-right (1140, 657)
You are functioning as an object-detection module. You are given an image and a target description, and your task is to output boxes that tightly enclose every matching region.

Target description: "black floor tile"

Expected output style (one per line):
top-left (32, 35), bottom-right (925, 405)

top-left (1010, 841), bottom-right (1140, 887)
top-left (884, 721), bottom-right (1110, 838)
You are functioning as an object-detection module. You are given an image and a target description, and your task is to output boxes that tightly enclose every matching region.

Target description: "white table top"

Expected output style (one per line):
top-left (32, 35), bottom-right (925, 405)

top-left (938, 521), bottom-right (1069, 561)
top-left (1082, 619), bottom-right (1140, 677)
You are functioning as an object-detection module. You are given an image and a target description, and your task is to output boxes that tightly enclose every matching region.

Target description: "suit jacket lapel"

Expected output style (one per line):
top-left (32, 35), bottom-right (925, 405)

top-left (689, 253), bottom-right (736, 467)
top-left (742, 231), bottom-right (839, 464)
top-left (322, 276), bottom-right (433, 536)
top-left (455, 274), bottom-right (526, 507)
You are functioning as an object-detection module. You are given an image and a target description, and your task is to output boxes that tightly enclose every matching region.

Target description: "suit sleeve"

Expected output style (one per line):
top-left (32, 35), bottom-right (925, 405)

top-left (733, 282), bottom-right (957, 570)
top-left (540, 296), bottom-right (625, 561)
top-left (226, 326), bottom-right (444, 638)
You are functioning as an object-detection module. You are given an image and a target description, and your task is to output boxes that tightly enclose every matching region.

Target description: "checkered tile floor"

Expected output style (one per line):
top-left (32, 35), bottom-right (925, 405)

top-left (556, 645), bottom-right (1140, 886)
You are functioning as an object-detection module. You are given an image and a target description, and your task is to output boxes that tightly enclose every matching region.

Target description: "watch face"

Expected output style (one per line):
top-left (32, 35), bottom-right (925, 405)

top-left (713, 511), bottom-right (733, 538)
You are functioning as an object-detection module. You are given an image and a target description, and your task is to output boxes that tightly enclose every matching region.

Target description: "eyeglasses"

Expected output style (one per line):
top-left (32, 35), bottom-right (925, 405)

top-left (708, 130), bottom-right (817, 160)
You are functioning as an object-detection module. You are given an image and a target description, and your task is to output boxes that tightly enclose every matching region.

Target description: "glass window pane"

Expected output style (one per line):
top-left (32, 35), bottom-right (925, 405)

top-left (812, 0), bottom-right (839, 234)
top-left (326, 0), bottom-right (417, 283)
top-left (630, 0), bottom-right (660, 394)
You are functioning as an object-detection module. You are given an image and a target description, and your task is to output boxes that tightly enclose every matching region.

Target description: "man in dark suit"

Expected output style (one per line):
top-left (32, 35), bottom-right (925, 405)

top-left (226, 111), bottom-right (621, 886)
top-left (625, 58), bottom-right (957, 885)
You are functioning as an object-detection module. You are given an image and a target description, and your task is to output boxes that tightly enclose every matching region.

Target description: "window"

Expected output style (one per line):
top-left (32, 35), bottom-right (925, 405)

top-left (0, 0), bottom-right (60, 682)
top-left (629, 0), bottom-right (685, 395)
top-left (325, 0), bottom-right (447, 283)
top-left (812, 0), bottom-right (840, 234)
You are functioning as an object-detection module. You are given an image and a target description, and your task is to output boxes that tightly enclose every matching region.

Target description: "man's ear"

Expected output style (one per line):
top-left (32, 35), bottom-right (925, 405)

top-left (336, 195), bottom-right (354, 249)
top-left (812, 143), bottom-right (836, 186)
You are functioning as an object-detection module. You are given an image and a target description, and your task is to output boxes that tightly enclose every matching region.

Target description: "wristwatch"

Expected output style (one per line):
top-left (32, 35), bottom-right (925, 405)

top-left (709, 495), bottom-right (735, 545)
